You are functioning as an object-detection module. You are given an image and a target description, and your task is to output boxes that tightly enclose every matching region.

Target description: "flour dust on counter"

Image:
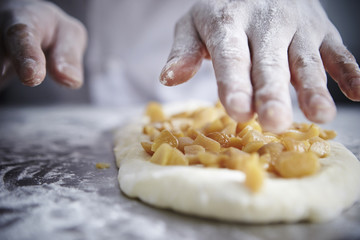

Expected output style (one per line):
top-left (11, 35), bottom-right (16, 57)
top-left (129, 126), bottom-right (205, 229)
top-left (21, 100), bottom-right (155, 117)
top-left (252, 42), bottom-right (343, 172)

top-left (1, 106), bottom-right (360, 240)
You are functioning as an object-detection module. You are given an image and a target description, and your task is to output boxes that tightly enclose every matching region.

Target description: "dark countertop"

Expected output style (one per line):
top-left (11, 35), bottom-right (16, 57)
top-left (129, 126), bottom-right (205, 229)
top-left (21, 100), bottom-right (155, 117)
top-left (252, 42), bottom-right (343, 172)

top-left (0, 105), bottom-right (359, 240)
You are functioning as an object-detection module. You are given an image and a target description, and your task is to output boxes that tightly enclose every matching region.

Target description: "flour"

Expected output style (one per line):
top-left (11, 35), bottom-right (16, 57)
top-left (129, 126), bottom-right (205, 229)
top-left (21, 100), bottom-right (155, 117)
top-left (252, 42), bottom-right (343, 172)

top-left (0, 183), bottom-right (167, 240)
top-left (160, 57), bottom-right (180, 85)
top-left (166, 70), bottom-right (175, 82)
top-left (0, 107), bottom-right (170, 240)
top-left (19, 58), bottom-right (44, 86)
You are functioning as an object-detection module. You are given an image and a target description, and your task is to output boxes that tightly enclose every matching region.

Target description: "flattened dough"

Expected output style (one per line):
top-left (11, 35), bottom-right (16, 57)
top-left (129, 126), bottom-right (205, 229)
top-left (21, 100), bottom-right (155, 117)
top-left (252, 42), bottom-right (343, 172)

top-left (114, 104), bottom-right (360, 223)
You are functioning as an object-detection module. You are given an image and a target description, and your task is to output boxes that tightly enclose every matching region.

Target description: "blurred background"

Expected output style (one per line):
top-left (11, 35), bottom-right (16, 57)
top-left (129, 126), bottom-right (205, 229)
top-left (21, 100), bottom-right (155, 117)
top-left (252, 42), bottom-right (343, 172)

top-left (0, 0), bottom-right (359, 106)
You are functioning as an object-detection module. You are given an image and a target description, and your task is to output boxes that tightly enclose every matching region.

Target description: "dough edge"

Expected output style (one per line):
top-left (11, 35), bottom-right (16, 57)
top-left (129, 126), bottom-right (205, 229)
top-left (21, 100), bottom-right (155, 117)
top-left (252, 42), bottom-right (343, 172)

top-left (113, 104), bottom-right (360, 223)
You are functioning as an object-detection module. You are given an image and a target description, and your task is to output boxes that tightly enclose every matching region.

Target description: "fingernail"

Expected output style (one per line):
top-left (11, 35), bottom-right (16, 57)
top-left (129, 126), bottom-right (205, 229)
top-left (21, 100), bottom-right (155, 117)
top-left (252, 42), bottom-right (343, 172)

top-left (57, 61), bottom-right (82, 88)
top-left (160, 69), bottom-right (175, 85)
top-left (258, 100), bottom-right (292, 133)
top-left (308, 95), bottom-right (335, 122)
top-left (21, 58), bottom-right (44, 86)
top-left (160, 57), bottom-right (180, 85)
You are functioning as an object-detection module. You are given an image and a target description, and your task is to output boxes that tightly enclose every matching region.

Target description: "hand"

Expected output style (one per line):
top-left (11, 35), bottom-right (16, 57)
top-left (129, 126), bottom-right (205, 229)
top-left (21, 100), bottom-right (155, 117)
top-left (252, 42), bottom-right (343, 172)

top-left (160, 0), bottom-right (360, 133)
top-left (0, 0), bottom-right (87, 89)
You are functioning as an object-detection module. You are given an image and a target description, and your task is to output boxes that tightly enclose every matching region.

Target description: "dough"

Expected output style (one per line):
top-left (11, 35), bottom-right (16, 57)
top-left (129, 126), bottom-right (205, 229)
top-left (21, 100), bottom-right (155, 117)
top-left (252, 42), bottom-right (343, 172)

top-left (114, 103), bottom-right (360, 223)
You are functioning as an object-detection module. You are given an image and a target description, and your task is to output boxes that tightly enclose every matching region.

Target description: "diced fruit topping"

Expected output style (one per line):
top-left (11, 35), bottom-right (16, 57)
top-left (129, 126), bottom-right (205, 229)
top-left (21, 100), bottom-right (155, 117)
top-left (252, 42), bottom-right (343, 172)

top-left (141, 102), bottom-right (336, 192)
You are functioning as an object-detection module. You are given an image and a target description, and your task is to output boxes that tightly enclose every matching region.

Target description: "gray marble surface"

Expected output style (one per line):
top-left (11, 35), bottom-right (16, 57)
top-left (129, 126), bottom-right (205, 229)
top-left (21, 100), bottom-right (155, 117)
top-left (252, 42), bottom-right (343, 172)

top-left (0, 105), bottom-right (359, 240)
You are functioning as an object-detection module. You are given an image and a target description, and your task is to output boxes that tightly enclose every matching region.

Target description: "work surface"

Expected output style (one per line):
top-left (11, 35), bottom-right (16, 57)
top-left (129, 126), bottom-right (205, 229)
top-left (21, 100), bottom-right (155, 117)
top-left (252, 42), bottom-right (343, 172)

top-left (0, 105), bottom-right (359, 240)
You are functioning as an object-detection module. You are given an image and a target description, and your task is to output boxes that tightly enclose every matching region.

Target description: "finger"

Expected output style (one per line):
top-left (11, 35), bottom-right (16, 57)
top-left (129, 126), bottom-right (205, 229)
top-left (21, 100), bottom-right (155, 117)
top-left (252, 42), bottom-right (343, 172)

top-left (190, 2), bottom-right (254, 122)
top-left (3, 23), bottom-right (46, 86)
top-left (250, 36), bottom-right (293, 133)
top-left (210, 30), bottom-right (253, 122)
top-left (47, 16), bottom-right (87, 89)
top-left (160, 13), bottom-right (208, 86)
top-left (0, 36), bottom-right (7, 81)
top-left (320, 31), bottom-right (360, 101)
top-left (289, 32), bottom-right (336, 123)
top-left (0, 32), bottom-right (14, 89)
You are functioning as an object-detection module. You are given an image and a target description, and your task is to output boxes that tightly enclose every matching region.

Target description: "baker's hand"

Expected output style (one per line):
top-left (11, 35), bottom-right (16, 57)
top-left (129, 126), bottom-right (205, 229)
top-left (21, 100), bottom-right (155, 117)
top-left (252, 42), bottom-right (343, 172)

top-left (160, 0), bottom-right (360, 133)
top-left (0, 0), bottom-right (87, 88)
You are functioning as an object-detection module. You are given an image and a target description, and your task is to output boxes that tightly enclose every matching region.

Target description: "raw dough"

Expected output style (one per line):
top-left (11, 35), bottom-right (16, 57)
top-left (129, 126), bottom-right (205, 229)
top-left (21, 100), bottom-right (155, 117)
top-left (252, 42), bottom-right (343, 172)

top-left (114, 104), bottom-right (360, 223)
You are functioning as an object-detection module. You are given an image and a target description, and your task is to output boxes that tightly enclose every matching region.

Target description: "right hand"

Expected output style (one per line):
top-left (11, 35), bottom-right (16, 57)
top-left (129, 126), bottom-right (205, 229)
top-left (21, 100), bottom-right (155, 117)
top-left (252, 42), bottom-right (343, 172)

top-left (0, 0), bottom-right (87, 89)
top-left (160, 0), bottom-right (360, 133)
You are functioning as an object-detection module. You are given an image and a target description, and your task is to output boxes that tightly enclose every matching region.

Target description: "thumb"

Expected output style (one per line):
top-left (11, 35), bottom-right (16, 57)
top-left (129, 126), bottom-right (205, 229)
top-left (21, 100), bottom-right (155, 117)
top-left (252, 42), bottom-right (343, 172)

top-left (160, 12), bottom-right (208, 86)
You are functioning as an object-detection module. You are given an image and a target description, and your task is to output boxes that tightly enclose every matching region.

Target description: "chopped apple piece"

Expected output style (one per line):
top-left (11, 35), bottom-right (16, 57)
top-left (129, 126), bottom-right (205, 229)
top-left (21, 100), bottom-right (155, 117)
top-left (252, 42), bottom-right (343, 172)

top-left (274, 151), bottom-right (319, 178)
top-left (151, 130), bottom-right (178, 152)
top-left (193, 133), bottom-right (221, 152)
top-left (141, 141), bottom-right (154, 155)
top-left (184, 144), bottom-right (205, 156)
top-left (309, 137), bottom-right (331, 157)
top-left (244, 154), bottom-right (264, 192)
top-left (145, 102), bottom-right (166, 122)
top-left (150, 143), bottom-right (188, 166)
top-left (206, 132), bottom-right (229, 147)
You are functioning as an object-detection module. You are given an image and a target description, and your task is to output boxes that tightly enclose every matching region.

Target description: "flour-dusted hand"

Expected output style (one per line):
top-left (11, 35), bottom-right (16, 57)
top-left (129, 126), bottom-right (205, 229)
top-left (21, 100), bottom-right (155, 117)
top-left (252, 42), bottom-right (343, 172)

top-left (160, 0), bottom-right (360, 133)
top-left (0, 0), bottom-right (87, 88)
